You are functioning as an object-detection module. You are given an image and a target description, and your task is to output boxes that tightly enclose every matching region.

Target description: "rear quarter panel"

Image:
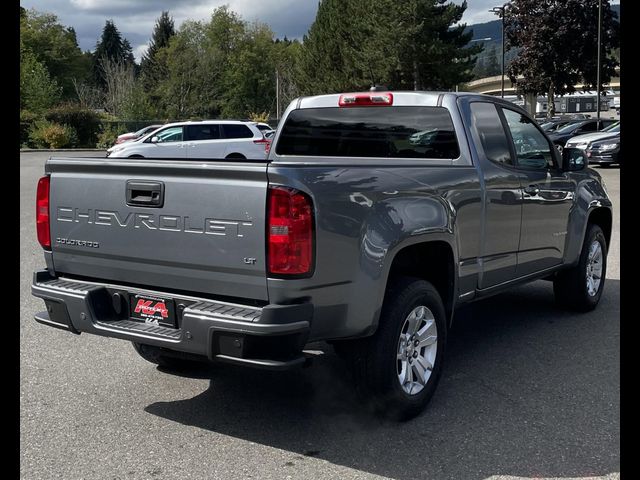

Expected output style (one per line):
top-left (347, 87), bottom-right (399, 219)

top-left (267, 94), bottom-right (482, 340)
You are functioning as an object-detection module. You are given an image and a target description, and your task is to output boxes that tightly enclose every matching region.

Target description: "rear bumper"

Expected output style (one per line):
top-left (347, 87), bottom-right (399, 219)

top-left (31, 270), bottom-right (312, 370)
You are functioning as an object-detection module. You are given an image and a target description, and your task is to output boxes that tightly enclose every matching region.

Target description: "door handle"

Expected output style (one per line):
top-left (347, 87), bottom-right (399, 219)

top-left (126, 180), bottom-right (165, 207)
top-left (523, 185), bottom-right (540, 195)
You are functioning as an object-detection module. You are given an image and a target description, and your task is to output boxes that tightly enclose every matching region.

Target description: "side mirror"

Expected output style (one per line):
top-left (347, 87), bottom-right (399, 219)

top-left (150, 136), bottom-right (159, 143)
top-left (562, 147), bottom-right (588, 171)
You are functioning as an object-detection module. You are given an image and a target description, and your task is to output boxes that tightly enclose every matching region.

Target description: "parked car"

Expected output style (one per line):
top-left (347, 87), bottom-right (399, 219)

top-left (586, 135), bottom-right (620, 166)
top-left (565, 121), bottom-right (620, 151)
top-left (254, 122), bottom-right (273, 133)
top-left (539, 119), bottom-right (581, 134)
top-left (115, 125), bottom-right (163, 145)
top-left (106, 120), bottom-right (271, 159)
top-left (548, 118), bottom-right (617, 153)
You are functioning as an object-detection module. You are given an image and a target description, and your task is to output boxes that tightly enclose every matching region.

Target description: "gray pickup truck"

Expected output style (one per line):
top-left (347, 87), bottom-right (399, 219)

top-left (32, 92), bottom-right (611, 419)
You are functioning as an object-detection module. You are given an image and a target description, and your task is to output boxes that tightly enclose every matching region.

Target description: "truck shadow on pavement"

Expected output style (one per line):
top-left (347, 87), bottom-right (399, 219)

top-left (145, 280), bottom-right (620, 480)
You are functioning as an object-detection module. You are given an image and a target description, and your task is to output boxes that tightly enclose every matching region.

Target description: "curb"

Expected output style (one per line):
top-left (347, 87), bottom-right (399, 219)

top-left (21, 149), bottom-right (106, 152)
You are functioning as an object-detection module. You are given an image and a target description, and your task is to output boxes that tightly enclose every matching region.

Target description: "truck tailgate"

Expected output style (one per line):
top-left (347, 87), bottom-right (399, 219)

top-left (46, 157), bottom-right (268, 301)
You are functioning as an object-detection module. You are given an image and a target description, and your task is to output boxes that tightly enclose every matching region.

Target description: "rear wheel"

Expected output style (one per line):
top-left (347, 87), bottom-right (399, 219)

top-left (225, 153), bottom-right (246, 160)
top-left (347, 277), bottom-right (447, 420)
top-left (128, 154), bottom-right (144, 159)
top-left (553, 224), bottom-right (607, 311)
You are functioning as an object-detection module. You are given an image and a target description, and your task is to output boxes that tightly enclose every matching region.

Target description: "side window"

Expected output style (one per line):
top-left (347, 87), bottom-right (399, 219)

top-left (579, 122), bottom-right (598, 133)
top-left (186, 125), bottom-right (220, 141)
top-left (223, 124), bottom-right (253, 139)
top-left (470, 102), bottom-right (513, 166)
top-left (153, 126), bottom-right (183, 143)
top-left (501, 108), bottom-right (554, 170)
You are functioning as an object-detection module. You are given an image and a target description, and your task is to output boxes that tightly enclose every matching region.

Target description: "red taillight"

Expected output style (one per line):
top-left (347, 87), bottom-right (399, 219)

top-left (254, 137), bottom-right (271, 154)
top-left (267, 186), bottom-right (314, 276)
top-left (338, 92), bottom-right (393, 107)
top-left (36, 175), bottom-right (51, 249)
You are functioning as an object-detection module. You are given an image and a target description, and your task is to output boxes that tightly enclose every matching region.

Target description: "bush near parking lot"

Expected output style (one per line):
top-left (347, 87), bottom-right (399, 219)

top-left (44, 104), bottom-right (101, 147)
top-left (96, 124), bottom-right (128, 149)
top-left (29, 120), bottom-right (78, 149)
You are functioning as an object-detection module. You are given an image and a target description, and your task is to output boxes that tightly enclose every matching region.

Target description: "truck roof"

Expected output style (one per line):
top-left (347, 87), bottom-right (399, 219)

top-left (292, 90), bottom-right (527, 114)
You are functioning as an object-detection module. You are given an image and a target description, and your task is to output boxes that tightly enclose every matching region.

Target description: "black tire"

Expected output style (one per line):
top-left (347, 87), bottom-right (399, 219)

top-left (348, 277), bottom-right (447, 421)
top-left (131, 342), bottom-right (196, 369)
top-left (225, 153), bottom-right (246, 160)
top-left (553, 224), bottom-right (607, 311)
top-left (128, 154), bottom-right (144, 159)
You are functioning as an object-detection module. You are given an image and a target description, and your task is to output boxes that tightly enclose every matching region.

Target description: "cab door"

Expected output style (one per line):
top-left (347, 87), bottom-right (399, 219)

top-left (499, 107), bottom-right (576, 277)
top-left (184, 124), bottom-right (226, 159)
top-left (147, 126), bottom-right (186, 158)
top-left (467, 101), bottom-right (523, 289)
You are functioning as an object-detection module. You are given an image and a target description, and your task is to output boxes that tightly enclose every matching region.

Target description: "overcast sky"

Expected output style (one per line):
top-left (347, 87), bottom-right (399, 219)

top-left (20, 0), bottom-right (621, 62)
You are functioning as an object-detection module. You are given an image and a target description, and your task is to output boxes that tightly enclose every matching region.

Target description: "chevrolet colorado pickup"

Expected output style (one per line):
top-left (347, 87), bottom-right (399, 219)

top-left (32, 92), bottom-right (611, 419)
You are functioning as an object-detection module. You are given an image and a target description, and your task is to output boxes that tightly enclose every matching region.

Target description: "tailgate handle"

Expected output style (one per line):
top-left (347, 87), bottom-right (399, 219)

top-left (126, 181), bottom-right (164, 207)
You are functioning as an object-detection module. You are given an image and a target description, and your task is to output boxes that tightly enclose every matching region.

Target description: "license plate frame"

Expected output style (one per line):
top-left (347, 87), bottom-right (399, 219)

top-left (129, 293), bottom-right (177, 328)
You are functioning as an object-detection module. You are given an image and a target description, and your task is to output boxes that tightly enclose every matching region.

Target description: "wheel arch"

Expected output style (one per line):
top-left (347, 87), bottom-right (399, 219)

top-left (588, 206), bottom-right (612, 249)
top-left (378, 238), bottom-right (458, 331)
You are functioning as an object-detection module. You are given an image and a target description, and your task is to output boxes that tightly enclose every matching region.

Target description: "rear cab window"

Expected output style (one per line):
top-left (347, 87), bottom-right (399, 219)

top-left (275, 106), bottom-right (459, 159)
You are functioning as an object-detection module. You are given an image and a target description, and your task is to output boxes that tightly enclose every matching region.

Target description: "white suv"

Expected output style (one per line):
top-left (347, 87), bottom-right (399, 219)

top-left (106, 120), bottom-right (270, 160)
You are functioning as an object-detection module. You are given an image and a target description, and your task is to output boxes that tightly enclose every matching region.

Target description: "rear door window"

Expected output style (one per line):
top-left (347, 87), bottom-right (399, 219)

top-left (276, 106), bottom-right (459, 159)
top-left (222, 124), bottom-right (253, 139)
top-left (469, 102), bottom-right (513, 166)
top-left (186, 124), bottom-right (221, 141)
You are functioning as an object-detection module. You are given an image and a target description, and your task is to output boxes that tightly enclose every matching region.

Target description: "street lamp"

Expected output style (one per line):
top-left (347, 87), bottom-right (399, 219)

top-left (489, 5), bottom-right (506, 98)
top-left (596, 0), bottom-right (602, 121)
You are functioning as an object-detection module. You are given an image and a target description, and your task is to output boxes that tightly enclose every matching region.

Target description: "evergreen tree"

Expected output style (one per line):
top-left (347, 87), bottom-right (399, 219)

top-left (300, 0), bottom-right (481, 94)
top-left (484, 44), bottom-right (501, 77)
top-left (92, 20), bottom-right (135, 87)
top-left (392, 0), bottom-right (481, 90)
top-left (140, 11), bottom-right (175, 91)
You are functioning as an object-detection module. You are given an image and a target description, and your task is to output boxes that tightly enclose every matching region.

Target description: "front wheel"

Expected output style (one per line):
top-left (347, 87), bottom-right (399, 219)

top-left (553, 224), bottom-right (607, 311)
top-left (348, 277), bottom-right (447, 420)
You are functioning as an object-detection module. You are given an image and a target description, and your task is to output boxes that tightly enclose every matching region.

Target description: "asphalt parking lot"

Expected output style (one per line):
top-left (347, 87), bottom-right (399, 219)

top-left (20, 151), bottom-right (620, 480)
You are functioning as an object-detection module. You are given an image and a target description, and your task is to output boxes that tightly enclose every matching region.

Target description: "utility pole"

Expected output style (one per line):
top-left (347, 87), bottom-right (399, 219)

top-left (596, 0), bottom-right (602, 122)
top-left (489, 5), bottom-right (506, 98)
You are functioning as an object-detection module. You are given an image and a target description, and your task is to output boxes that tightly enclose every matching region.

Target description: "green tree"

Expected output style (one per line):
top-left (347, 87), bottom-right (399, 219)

top-left (93, 20), bottom-right (135, 87)
top-left (391, 0), bottom-right (480, 90)
top-left (140, 11), bottom-right (176, 93)
top-left (504, 0), bottom-right (619, 117)
top-left (300, 0), bottom-right (480, 94)
top-left (156, 20), bottom-right (210, 118)
top-left (300, 0), bottom-right (398, 94)
top-left (20, 9), bottom-right (91, 98)
top-left (472, 42), bottom-right (503, 80)
top-left (20, 45), bottom-right (62, 113)
top-left (155, 6), bottom-right (283, 119)
top-left (221, 22), bottom-right (277, 117)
